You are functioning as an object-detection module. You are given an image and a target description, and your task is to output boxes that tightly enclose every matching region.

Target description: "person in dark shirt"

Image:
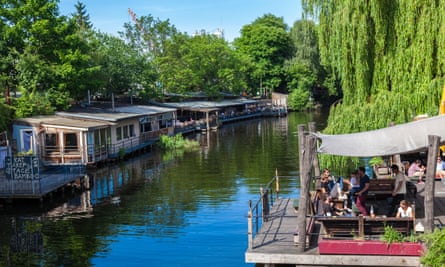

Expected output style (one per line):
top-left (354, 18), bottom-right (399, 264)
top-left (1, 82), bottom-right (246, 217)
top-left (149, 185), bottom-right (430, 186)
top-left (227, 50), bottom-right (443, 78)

top-left (355, 166), bottom-right (370, 216)
top-left (320, 168), bottom-right (332, 193)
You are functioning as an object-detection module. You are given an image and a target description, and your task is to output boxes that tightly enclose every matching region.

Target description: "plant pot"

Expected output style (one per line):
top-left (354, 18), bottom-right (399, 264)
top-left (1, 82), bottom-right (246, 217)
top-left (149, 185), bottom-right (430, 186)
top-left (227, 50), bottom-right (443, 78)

top-left (318, 239), bottom-right (425, 256)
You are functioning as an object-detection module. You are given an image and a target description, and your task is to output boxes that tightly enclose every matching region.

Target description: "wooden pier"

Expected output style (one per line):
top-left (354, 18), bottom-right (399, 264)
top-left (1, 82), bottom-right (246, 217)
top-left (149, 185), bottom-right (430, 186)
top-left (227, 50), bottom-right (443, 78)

top-left (0, 164), bottom-right (86, 199)
top-left (245, 181), bottom-right (445, 267)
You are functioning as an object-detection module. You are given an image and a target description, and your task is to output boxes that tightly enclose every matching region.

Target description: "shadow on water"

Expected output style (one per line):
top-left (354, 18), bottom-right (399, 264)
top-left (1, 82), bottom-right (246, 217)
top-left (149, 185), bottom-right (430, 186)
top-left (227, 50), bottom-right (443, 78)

top-left (0, 111), bottom-right (329, 267)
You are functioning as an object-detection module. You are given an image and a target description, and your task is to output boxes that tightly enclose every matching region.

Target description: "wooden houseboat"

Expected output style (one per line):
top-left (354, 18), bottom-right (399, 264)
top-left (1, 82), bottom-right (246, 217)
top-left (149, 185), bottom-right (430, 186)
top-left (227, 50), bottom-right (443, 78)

top-left (12, 105), bottom-right (177, 167)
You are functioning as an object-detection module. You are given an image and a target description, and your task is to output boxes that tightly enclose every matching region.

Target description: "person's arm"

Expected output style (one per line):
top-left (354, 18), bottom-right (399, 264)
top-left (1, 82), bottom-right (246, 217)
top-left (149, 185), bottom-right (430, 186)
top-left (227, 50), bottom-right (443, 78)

top-left (396, 209), bottom-right (401, 218)
top-left (357, 182), bottom-right (370, 196)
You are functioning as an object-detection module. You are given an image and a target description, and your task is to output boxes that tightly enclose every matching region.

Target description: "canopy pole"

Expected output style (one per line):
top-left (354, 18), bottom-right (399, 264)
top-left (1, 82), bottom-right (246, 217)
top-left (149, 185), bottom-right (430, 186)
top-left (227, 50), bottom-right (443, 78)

top-left (309, 122), bottom-right (320, 178)
top-left (424, 135), bottom-right (440, 233)
top-left (296, 126), bottom-right (317, 253)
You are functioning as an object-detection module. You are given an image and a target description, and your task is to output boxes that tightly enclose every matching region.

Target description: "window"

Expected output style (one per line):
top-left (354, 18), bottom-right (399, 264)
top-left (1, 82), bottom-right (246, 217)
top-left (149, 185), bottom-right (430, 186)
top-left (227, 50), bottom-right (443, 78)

top-left (141, 122), bottom-right (152, 132)
top-left (45, 133), bottom-right (57, 147)
top-left (116, 127), bottom-right (122, 141)
top-left (123, 125), bottom-right (129, 139)
top-left (65, 133), bottom-right (78, 151)
top-left (129, 125), bottom-right (135, 137)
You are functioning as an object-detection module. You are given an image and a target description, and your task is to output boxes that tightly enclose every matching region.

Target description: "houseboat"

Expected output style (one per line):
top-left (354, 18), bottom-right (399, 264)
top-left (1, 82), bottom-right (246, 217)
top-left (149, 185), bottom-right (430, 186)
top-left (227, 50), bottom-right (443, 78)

top-left (12, 105), bottom-right (177, 167)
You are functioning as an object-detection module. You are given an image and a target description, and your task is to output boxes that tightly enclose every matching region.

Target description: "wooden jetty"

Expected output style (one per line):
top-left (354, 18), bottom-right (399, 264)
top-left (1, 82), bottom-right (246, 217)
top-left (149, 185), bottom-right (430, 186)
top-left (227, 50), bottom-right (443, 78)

top-left (0, 157), bottom-right (86, 199)
top-left (245, 179), bottom-right (445, 266)
top-left (246, 118), bottom-right (445, 266)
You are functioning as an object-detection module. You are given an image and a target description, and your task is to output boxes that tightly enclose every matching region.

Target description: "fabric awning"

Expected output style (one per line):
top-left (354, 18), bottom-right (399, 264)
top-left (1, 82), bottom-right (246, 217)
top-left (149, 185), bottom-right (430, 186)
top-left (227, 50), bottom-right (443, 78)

top-left (313, 114), bottom-right (445, 157)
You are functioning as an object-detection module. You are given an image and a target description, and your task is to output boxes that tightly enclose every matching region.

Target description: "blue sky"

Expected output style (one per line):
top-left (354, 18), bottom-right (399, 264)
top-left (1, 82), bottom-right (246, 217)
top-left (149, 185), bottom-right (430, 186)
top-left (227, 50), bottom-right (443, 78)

top-left (58, 0), bottom-right (302, 42)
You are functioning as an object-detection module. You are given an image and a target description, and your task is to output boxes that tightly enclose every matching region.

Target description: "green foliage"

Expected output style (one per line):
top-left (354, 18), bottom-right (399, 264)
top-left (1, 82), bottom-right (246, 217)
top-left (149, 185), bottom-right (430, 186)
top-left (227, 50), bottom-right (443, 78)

top-left (233, 14), bottom-right (294, 94)
top-left (420, 228), bottom-right (445, 267)
top-left (15, 91), bottom-right (54, 118)
top-left (157, 134), bottom-right (199, 151)
top-left (288, 88), bottom-right (311, 111)
top-left (156, 33), bottom-right (247, 97)
top-left (0, 102), bottom-right (13, 132)
top-left (381, 225), bottom-right (405, 244)
top-left (302, 1), bottom-right (445, 169)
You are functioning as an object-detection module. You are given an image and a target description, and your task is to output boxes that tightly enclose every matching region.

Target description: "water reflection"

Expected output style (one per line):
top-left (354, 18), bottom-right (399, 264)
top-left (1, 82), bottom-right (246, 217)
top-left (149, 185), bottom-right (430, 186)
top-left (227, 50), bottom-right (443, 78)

top-left (0, 111), bottom-right (329, 266)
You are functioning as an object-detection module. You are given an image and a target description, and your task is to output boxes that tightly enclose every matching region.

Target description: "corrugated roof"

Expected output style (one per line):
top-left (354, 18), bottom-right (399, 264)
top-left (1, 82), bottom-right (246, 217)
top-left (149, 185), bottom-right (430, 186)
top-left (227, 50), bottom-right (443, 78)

top-left (56, 105), bottom-right (176, 122)
top-left (161, 99), bottom-right (259, 111)
top-left (15, 116), bottom-right (112, 130)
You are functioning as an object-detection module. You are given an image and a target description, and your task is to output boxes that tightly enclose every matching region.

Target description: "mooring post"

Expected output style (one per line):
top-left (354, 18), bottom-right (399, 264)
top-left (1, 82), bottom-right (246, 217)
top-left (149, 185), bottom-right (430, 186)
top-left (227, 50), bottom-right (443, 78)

top-left (275, 168), bottom-right (279, 200)
top-left (248, 200), bottom-right (253, 250)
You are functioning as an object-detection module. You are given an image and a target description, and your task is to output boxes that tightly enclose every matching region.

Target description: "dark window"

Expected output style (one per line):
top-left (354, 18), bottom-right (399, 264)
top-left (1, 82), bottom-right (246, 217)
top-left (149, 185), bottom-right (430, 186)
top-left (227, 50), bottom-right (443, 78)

top-left (65, 133), bottom-right (78, 151)
top-left (116, 127), bottom-right (122, 141)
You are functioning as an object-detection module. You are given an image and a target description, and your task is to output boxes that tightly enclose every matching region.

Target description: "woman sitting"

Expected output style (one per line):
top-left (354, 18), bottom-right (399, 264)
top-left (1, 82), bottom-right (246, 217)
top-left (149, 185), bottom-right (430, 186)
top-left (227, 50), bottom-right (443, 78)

top-left (396, 200), bottom-right (413, 218)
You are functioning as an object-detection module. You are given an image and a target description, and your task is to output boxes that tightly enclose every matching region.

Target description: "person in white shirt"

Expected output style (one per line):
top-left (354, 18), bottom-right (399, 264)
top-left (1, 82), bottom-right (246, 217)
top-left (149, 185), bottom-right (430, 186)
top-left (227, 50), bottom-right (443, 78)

top-left (396, 200), bottom-right (413, 218)
top-left (436, 156), bottom-right (445, 179)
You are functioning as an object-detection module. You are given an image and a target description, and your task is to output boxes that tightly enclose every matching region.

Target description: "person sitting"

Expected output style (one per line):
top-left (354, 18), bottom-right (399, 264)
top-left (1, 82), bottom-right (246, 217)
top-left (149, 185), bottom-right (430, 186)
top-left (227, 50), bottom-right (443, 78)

top-left (348, 170), bottom-right (360, 208)
top-left (321, 195), bottom-right (347, 216)
top-left (319, 168), bottom-right (332, 194)
top-left (355, 167), bottom-right (370, 216)
top-left (408, 159), bottom-right (425, 184)
top-left (436, 156), bottom-right (445, 179)
top-left (396, 200), bottom-right (413, 218)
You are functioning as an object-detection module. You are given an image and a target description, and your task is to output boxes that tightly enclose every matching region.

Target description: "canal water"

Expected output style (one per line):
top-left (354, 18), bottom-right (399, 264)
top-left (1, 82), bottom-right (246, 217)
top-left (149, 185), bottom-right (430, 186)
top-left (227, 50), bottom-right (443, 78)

top-left (0, 111), bottom-right (328, 267)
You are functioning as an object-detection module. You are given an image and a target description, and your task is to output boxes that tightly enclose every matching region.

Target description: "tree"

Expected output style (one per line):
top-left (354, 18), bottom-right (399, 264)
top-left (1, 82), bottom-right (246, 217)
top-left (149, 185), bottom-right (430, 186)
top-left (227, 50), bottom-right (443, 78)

top-left (303, 0), bottom-right (445, 134)
top-left (156, 33), bottom-right (247, 98)
top-left (233, 14), bottom-right (294, 95)
top-left (73, 1), bottom-right (92, 31)
top-left (303, 0), bottom-right (445, 169)
top-left (288, 20), bottom-right (338, 106)
top-left (0, 0), bottom-right (101, 118)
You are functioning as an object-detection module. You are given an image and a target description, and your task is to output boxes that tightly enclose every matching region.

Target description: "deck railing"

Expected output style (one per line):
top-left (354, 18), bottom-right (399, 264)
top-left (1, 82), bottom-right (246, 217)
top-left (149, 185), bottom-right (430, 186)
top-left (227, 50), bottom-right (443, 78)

top-left (247, 170), bottom-right (298, 249)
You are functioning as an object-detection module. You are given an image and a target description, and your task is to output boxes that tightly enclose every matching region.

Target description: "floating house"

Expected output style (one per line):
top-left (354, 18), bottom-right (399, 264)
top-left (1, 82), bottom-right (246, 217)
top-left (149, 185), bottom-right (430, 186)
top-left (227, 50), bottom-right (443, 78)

top-left (12, 105), bottom-right (177, 167)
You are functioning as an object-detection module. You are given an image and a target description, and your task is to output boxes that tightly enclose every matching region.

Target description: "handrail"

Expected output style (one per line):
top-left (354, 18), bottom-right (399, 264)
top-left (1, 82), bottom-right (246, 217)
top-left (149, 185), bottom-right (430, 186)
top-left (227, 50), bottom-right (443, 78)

top-left (247, 169), bottom-right (297, 249)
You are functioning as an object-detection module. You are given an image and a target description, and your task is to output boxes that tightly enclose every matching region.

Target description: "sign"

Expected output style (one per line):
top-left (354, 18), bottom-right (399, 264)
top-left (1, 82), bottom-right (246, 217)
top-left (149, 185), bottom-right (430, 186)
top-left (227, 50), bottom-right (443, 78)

top-left (4, 156), bottom-right (39, 180)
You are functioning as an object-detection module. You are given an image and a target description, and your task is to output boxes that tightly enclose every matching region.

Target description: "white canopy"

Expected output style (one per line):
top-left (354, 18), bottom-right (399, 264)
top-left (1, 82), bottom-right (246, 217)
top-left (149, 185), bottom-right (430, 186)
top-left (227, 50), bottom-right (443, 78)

top-left (314, 115), bottom-right (445, 157)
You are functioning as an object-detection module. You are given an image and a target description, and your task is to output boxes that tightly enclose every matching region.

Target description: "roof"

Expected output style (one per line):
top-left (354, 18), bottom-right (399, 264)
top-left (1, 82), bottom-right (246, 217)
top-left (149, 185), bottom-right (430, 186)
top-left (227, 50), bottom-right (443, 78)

top-left (15, 116), bottom-right (112, 130)
top-left (56, 105), bottom-right (176, 122)
top-left (160, 99), bottom-right (259, 112)
top-left (314, 115), bottom-right (445, 157)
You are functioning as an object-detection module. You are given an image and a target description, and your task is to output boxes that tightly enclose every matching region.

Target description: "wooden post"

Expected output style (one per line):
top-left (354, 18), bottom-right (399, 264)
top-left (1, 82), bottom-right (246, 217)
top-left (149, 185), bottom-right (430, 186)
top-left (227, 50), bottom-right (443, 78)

top-left (275, 168), bottom-right (279, 200)
top-left (309, 122), bottom-right (320, 179)
top-left (296, 133), bottom-right (317, 253)
top-left (247, 200), bottom-right (253, 249)
top-left (206, 111), bottom-right (210, 131)
top-left (358, 215), bottom-right (365, 239)
top-left (424, 135), bottom-right (440, 233)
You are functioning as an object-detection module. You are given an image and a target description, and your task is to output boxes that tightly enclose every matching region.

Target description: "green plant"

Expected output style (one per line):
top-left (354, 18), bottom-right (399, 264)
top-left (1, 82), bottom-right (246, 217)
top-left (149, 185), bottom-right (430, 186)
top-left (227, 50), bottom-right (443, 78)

top-left (157, 134), bottom-right (199, 151)
top-left (381, 225), bottom-right (405, 245)
top-left (369, 157), bottom-right (384, 166)
top-left (420, 228), bottom-right (445, 267)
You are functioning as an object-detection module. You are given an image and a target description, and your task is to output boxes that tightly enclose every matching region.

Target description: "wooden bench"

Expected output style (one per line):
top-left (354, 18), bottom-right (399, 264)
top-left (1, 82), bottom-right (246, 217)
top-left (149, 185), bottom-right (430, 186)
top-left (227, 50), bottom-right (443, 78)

top-left (316, 215), bottom-right (414, 239)
top-left (368, 179), bottom-right (394, 199)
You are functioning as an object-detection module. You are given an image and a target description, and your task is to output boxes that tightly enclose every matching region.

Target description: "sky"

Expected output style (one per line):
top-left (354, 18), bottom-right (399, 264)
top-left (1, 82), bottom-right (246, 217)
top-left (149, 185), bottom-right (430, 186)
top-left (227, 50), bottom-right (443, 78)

top-left (58, 0), bottom-right (303, 42)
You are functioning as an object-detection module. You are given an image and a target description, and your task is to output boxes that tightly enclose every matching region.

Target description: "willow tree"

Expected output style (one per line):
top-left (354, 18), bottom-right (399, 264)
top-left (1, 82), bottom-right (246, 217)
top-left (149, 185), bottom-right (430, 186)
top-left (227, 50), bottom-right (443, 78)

top-left (303, 0), bottom-right (445, 132)
top-left (302, 0), bottom-right (445, 170)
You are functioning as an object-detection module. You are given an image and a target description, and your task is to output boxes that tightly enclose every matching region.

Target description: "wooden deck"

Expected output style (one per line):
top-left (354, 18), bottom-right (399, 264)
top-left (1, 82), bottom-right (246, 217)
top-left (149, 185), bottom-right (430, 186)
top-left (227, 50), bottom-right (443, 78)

top-left (245, 181), bottom-right (445, 266)
top-left (0, 166), bottom-right (85, 199)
